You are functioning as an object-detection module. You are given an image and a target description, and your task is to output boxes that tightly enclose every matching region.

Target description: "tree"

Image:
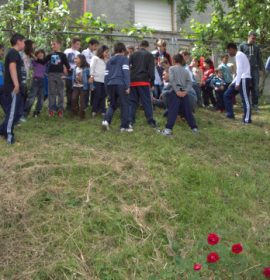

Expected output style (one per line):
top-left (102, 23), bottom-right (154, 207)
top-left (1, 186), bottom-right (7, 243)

top-left (177, 0), bottom-right (270, 47)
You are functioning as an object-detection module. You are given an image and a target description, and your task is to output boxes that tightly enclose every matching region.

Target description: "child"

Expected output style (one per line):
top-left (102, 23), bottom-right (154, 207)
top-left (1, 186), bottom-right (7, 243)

top-left (0, 44), bottom-right (5, 113)
top-left (218, 54), bottom-right (233, 88)
top-left (102, 42), bottom-right (131, 132)
top-left (71, 54), bottom-right (90, 120)
top-left (159, 54), bottom-right (198, 136)
top-left (201, 58), bottom-right (216, 108)
top-left (190, 57), bottom-right (203, 107)
top-left (0, 33), bottom-right (25, 144)
top-left (155, 39), bottom-right (172, 66)
top-left (210, 68), bottom-right (226, 112)
top-left (90, 45), bottom-right (109, 117)
top-left (23, 49), bottom-right (46, 118)
top-left (153, 56), bottom-right (164, 99)
top-left (45, 39), bottom-right (70, 117)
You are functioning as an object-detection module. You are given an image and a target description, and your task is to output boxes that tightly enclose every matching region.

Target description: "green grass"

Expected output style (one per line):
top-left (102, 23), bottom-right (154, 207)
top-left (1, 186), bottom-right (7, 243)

top-left (0, 101), bottom-right (270, 280)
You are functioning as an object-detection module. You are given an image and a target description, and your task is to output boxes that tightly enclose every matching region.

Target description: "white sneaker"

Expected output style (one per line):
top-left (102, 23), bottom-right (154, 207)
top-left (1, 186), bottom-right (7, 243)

top-left (92, 112), bottom-right (97, 118)
top-left (192, 128), bottom-right (199, 133)
top-left (102, 120), bottom-right (110, 131)
top-left (158, 128), bottom-right (172, 136)
top-left (19, 117), bottom-right (27, 123)
top-left (120, 127), bottom-right (133, 133)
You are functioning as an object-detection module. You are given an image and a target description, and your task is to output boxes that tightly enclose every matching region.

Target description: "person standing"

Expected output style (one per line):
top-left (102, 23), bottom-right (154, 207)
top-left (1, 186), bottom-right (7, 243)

top-left (129, 40), bottom-right (157, 128)
top-left (224, 43), bottom-right (252, 124)
top-left (64, 37), bottom-right (81, 111)
top-left (240, 31), bottom-right (264, 111)
top-left (0, 33), bottom-right (25, 144)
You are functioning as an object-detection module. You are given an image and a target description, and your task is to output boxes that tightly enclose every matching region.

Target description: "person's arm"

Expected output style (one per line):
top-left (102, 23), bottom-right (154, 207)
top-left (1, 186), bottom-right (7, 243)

top-left (62, 53), bottom-right (70, 71)
top-left (122, 57), bottom-right (130, 93)
top-left (169, 67), bottom-right (178, 93)
top-left (257, 46), bottom-right (264, 72)
top-left (186, 71), bottom-right (192, 93)
top-left (148, 54), bottom-right (155, 87)
top-left (104, 61), bottom-right (110, 87)
top-left (9, 62), bottom-right (20, 94)
top-left (90, 56), bottom-right (96, 82)
top-left (234, 54), bottom-right (243, 87)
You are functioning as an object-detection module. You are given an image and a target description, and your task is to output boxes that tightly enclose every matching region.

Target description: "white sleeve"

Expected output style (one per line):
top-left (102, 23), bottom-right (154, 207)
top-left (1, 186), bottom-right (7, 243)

top-left (90, 56), bottom-right (96, 76)
top-left (235, 54), bottom-right (243, 86)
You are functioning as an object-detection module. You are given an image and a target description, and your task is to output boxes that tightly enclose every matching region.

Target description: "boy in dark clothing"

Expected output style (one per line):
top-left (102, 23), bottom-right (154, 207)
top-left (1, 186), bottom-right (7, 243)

top-left (0, 33), bottom-right (25, 144)
top-left (102, 42), bottom-right (131, 132)
top-left (0, 44), bottom-right (5, 113)
top-left (129, 40), bottom-right (157, 128)
top-left (45, 40), bottom-right (70, 117)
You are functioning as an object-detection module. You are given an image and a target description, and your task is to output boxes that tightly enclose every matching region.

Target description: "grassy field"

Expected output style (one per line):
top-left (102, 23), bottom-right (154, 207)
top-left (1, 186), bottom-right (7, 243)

top-left (0, 101), bottom-right (270, 280)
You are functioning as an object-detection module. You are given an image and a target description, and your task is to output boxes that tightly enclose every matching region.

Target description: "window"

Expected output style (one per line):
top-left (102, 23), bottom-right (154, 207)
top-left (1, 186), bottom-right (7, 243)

top-left (134, 0), bottom-right (175, 32)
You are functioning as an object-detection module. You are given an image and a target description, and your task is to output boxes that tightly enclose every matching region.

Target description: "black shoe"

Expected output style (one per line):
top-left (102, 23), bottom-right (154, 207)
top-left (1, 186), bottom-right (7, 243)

top-left (148, 120), bottom-right (157, 128)
top-left (33, 111), bottom-right (40, 118)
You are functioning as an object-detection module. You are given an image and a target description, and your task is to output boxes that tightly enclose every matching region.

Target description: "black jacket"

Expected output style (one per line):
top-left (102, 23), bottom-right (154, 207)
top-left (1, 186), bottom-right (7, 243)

top-left (129, 48), bottom-right (155, 86)
top-left (239, 42), bottom-right (264, 70)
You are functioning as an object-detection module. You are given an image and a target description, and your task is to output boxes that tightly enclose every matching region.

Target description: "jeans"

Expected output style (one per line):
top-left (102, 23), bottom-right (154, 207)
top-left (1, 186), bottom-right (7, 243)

top-left (24, 77), bottom-right (45, 116)
top-left (104, 85), bottom-right (129, 129)
top-left (129, 86), bottom-right (155, 125)
top-left (66, 76), bottom-right (73, 111)
top-left (192, 82), bottom-right (203, 107)
top-left (166, 92), bottom-right (197, 130)
top-left (224, 84), bottom-right (237, 118)
top-left (72, 87), bottom-right (87, 119)
top-left (250, 68), bottom-right (260, 106)
top-left (92, 81), bottom-right (106, 114)
top-left (48, 73), bottom-right (65, 112)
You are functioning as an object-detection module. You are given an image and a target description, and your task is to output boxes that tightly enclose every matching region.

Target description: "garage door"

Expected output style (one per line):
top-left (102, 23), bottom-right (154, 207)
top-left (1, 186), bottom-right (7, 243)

top-left (134, 0), bottom-right (174, 31)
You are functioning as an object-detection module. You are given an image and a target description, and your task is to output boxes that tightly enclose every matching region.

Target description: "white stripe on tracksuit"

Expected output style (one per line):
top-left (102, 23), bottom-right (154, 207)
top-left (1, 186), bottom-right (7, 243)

top-left (241, 79), bottom-right (251, 123)
top-left (7, 92), bottom-right (17, 142)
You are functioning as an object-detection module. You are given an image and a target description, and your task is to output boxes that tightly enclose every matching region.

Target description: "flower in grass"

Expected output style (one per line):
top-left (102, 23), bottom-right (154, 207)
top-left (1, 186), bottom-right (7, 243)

top-left (207, 233), bottom-right (220, 246)
top-left (207, 252), bottom-right (220, 263)
top-left (231, 243), bottom-right (243, 254)
top-left (193, 263), bottom-right (202, 271)
top-left (263, 267), bottom-right (270, 278)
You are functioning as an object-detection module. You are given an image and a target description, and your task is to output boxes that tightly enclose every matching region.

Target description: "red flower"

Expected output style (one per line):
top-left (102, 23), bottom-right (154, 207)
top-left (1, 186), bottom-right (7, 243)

top-left (207, 252), bottom-right (220, 263)
top-left (231, 243), bottom-right (243, 254)
top-left (193, 263), bottom-right (202, 271)
top-left (263, 267), bottom-right (270, 278)
top-left (207, 233), bottom-right (220, 246)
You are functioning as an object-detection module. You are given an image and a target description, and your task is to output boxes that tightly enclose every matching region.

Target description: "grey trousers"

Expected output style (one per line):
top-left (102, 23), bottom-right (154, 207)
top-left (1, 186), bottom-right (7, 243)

top-left (48, 73), bottom-right (64, 112)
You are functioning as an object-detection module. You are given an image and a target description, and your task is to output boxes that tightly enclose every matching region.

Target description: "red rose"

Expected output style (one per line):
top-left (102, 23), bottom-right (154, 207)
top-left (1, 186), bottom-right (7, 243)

top-left (263, 267), bottom-right (270, 278)
top-left (207, 252), bottom-right (220, 263)
top-left (193, 263), bottom-right (202, 271)
top-left (231, 243), bottom-right (243, 254)
top-left (207, 233), bottom-right (220, 246)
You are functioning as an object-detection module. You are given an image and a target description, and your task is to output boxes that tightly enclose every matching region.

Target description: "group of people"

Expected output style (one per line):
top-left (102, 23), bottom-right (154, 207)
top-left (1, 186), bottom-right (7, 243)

top-left (0, 31), bottom-right (268, 144)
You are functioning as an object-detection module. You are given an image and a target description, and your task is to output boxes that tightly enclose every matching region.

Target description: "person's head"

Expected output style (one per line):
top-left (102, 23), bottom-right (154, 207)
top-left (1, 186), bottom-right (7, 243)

top-left (88, 38), bottom-right (99, 52)
top-left (75, 54), bottom-right (89, 68)
top-left (71, 37), bottom-right (81, 51)
top-left (180, 50), bottom-right (191, 64)
top-left (157, 39), bottom-right (167, 52)
top-left (127, 45), bottom-right (135, 56)
top-left (203, 58), bottom-right (214, 69)
top-left (35, 49), bottom-right (45, 60)
top-left (248, 31), bottom-right (257, 44)
top-left (24, 39), bottom-right (35, 56)
top-left (114, 42), bottom-right (126, 54)
top-left (51, 40), bottom-right (61, 52)
top-left (160, 57), bottom-right (169, 69)
top-left (140, 40), bottom-right (149, 49)
top-left (10, 33), bottom-right (25, 51)
top-left (216, 68), bottom-right (223, 78)
top-left (191, 57), bottom-right (200, 67)
top-left (227, 42), bottom-right (238, 57)
top-left (221, 54), bottom-right (229, 64)
top-left (173, 53), bottom-right (185, 66)
top-left (96, 45), bottom-right (109, 60)
top-left (162, 69), bottom-right (169, 82)
top-left (0, 44), bottom-right (4, 58)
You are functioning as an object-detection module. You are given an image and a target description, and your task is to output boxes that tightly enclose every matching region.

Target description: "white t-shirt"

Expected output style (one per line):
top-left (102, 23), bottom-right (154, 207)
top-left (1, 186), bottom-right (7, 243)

top-left (90, 56), bottom-right (106, 83)
top-left (82, 48), bottom-right (95, 65)
top-left (232, 51), bottom-right (251, 86)
top-left (74, 67), bottom-right (83, 87)
top-left (64, 48), bottom-right (80, 70)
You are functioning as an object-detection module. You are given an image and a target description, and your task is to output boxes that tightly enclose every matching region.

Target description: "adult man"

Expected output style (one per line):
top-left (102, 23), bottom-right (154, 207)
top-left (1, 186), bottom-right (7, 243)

top-left (129, 40), bottom-right (157, 128)
top-left (0, 33), bottom-right (25, 144)
top-left (240, 31), bottom-right (264, 111)
top-left (224, 43), bottom-right (252, 124)
top-left (64, 37), bottom-right (81, 111)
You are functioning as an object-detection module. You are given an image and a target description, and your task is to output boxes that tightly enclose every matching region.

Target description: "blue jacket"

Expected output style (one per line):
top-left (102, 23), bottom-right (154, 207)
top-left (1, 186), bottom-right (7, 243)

top-left (104, 55), bottom-right (130, 90)
top-left (0, 61), bottom-right (4, 88)
top-left (210, 76), bottom-right (226, 91)
top-left (72, 67), bottom-right (90, 91)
